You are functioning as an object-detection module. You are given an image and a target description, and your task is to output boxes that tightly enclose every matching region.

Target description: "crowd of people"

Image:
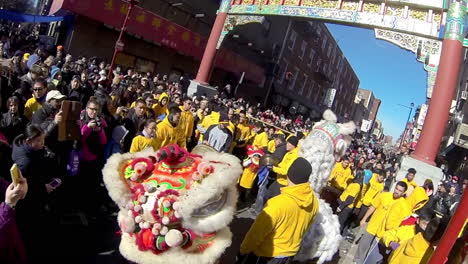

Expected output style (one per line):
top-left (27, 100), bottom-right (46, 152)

top-left (0, 23), bottom-right (466, 264)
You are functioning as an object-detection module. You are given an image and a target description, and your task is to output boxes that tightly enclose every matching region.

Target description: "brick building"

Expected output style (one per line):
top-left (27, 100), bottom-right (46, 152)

top-left (272, 20), bottom-right (359, 120)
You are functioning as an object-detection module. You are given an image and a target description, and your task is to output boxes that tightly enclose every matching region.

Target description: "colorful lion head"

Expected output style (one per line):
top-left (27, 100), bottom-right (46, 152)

top-left (103, 145), bottom-right (242, 264)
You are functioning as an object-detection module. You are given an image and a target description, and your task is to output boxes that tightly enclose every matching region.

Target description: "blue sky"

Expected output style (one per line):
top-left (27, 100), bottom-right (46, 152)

top-left (326, 23), bottom-right (427, 141)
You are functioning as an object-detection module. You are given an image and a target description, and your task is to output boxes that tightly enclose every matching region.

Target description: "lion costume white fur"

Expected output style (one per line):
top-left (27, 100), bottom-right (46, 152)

top-left (102, 109), bottom-right (354, 264)
top-left (103, 145), bottom-right (242, 264)
top-left (294, 109), bottom-right (356, 263)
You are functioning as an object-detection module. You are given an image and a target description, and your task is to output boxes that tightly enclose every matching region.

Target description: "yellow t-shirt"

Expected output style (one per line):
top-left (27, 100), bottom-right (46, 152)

top-left (129, 135), bottom-right (161, 153)
top-left (328, 162), bottom-right (354, 191)
top-left (339, 183), bottom-right (361, 208)
top-left (24, 97), bottom-right (43, 120)
top-left (367, 192), bottom-right (403, 238)
top-left (360, 174), bottom-right (384, 207)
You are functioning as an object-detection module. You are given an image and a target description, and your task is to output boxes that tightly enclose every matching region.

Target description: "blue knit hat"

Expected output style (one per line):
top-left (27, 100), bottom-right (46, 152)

top-left (50, 66), bottom-right (60, 80)
top-left (26, 54), bottom-right (40, 69)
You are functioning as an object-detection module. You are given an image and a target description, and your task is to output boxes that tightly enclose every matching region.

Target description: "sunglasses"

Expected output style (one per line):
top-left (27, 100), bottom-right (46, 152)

top-left (33, 87), bottom-right (44, 91)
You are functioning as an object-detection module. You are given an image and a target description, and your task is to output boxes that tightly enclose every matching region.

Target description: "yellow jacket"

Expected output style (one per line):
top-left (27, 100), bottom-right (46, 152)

top-left (367, 192), bottom-right (404, 238)
top-left (129, 135), bottom-right (161, 153)
top-left (240, 183), bottom-right (319, 257)
top-left (24, 97), bottom-right (43, 120)
top-left (267, 140), bottom-right (276, 153)
top-left (273, 148), bottom-right (299, 186)
top-left (359, 174), bottom-right (384, 207)
top-left (391, 186), bottom-right (429, 225)
top-left (252, 131), bottom-right (269, 150)
top-left (198, 111), bottom-right (220, 142)
top-left (381, 224), bottom-right (417, 247)
top-left (156, 116), bottom-right (177, 148)
top-left (236, 122), bottom-right (252, 148)
top-left (401, 178), bottom-right (418, 189)
top-left (328, 162), bottom-right (354, 191)
top-left (152, 92), bottom-right (169, 117)
top-left (339, 182), bottom-right (361, 209)
top-left (388, 232), bottom-right (433, 264)
top-left (175, 107), bottom-right (194, 148)
top-left (373, 188), bottom-right (427, 240)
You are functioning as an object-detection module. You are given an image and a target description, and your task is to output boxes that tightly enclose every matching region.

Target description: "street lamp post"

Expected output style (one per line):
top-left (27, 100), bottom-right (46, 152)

top-left (398, 102), bottom-right (414, 149)
top-left (107, 0), bottom-right (139, 85)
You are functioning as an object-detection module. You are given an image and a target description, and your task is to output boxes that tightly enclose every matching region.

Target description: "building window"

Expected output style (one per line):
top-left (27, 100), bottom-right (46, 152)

top-left (288, 30), bottom-right (297, 50)
top-left (307, 83), bottom-right (314, 98)
top-left (321, 37), bottom-right (327, 51)
top-left (308, 49), bottom-right (316, 67)
top-left (299, 40), bottom-right (307, 60)
top-left (300, 74), bottom-right (308, 95)
top-left (278, 59), bottom-right (289, 84)
top-left (289, 67), bottom-right (300, 90)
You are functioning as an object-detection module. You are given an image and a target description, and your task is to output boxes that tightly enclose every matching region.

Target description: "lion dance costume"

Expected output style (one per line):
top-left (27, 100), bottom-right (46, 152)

top-left (103, 109), bottom-right (354, 264)
top-left (103, 144), bottom-right (242, 264)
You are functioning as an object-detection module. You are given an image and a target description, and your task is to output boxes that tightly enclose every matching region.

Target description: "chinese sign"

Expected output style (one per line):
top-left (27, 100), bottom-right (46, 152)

top-left (52, 0), bottom-right (265, 84)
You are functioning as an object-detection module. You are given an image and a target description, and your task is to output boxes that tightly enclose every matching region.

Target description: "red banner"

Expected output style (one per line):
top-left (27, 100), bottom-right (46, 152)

top-left (50, 0), bottom-right (265, 84)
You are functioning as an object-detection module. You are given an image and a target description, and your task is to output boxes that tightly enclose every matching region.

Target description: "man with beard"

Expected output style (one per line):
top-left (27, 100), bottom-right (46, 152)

top-left (156, 106), bottom-right (181, 148)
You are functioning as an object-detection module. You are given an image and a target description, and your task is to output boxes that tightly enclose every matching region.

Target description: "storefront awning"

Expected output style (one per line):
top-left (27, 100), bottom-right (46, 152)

top-left (0, 9), bottom-right (64, 23)
top-left (49, 0), bottom-right (265, 84)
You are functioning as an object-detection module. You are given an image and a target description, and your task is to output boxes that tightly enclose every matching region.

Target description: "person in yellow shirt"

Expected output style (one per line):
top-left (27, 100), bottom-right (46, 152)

top-left (336, 177), bottom-right (362, 233)
top-left (401, 168), bottom-right (418, 193)
top-left (233, 111), bottom-right (253, 158)
top-left (356, 170), bottom-right (385, 221)
top-left (388, 217), bottom-right (447, 264)
top-left (251, 122), bottom-right (269, 150)
top-left (354, 181), bottom-right (408, 264)
top-left (129, 119), bottom-right (161, 153)
top-left (156, 106), bottom-right (181, 148)
top-left (382, 208), bottom-right (435, 250)
top-left (263, 136), bottom-right (299, 203)
top-left (24, 79), bottom-right (47, 120)
top-left (321, 158), bottom-right (354, 210)
top-left (197, 104), bottom-right (220, 144)
top-left (361, 184), bottom-right (430, 264)
top-left (174, 97), bottom-right (194, 149)
top-left (328, 159), bottom-right (354, 191)
top-left (152, 92), bottom-right (169, 118)
top-left (267, 128), bottom-right (277, 153)
top-left (239, 158), bottom-right (319, 263)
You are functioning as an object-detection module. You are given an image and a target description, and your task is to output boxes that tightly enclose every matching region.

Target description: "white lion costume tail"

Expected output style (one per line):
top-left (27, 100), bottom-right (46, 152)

top-left (295, 109), bottom-right (355, 264)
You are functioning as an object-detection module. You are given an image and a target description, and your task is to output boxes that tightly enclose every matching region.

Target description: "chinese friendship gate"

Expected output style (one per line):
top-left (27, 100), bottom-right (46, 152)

top-left (195, 0), bottom-right (467, 168)
top-left (192, 0), bottom-right (467, 261)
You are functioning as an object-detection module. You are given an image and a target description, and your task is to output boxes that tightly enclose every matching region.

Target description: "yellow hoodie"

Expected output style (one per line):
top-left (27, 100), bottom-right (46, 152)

top-left (328, 162), bottom-right (354, 191)
top-left (357, 174), bottom-right (384, 208)
top-left (24, 97), bottom-right (43, 120)
top-left (388, 232), bottom-right (433, 264)
top-left (240, 183), bottom-right (319, 257)
top-left (374, 187), bottom-right (428, 240)
top-left (156, 116), bottom-right (177, 148)
top-left (273, 148), bottom-right (299, 186)
top-left (381, 224), bottom-right (417, 247)
top-left (236, 122), bottom-right (253, 148)
top-left (152, 92), bottom-right (169, 117)
top-left (252, 131), bottom-right (269, 150)
top-left (267, 139), bottom-right (276, 153)
top-left (366, 192), bottom-right (404, 238)
top-left (198, 111), bottom-right (220, 142)
top-left (175, 106), bottom-right (194, 148)
top-left (130, 135), bottom-right (162, 153)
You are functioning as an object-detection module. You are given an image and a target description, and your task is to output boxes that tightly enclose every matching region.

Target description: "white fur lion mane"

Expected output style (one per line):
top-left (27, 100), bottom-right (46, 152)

top-left (295, 109), bottom-right (356, 264)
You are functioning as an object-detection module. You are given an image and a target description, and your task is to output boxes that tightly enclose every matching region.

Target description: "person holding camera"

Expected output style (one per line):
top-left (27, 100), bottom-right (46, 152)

top-left (79, 96), bottom-right (108, 216)
top-left (80, 96), bottom-right (107, 163)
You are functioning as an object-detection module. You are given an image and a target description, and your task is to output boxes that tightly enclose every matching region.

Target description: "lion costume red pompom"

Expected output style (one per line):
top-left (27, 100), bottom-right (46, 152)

top-left (103, 144), bottom-right (242, 264)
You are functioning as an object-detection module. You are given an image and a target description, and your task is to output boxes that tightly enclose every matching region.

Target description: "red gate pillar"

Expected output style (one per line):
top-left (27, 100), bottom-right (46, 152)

top-left (411, 0), bottom-right (466, 165)
top-left (194, 1), bottom-right (231, 85)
